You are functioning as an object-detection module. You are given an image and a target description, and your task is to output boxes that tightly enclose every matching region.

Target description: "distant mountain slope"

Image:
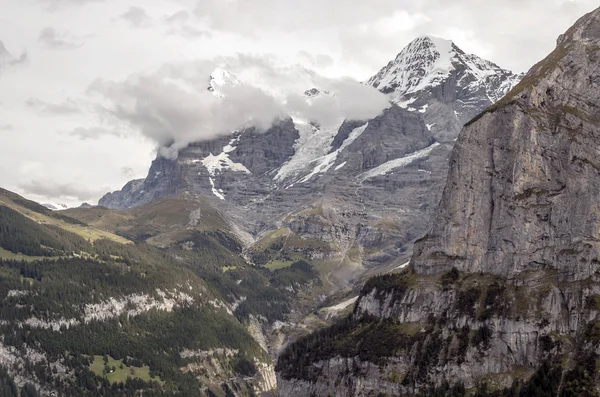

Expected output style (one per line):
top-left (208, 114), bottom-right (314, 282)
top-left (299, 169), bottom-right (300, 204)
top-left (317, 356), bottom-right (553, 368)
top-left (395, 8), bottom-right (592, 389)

top-left (0, 187), bottom-right (129, 244)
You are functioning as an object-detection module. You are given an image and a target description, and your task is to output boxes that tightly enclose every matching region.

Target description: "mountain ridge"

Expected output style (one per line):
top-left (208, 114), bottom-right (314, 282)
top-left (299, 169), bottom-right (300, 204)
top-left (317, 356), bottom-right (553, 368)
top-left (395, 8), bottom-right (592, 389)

top-left (97, 34), bottom-right (520, 298)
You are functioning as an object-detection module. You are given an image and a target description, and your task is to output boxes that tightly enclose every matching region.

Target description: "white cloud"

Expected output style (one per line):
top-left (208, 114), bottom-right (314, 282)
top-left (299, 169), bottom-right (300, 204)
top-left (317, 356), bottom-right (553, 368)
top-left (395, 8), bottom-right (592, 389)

top-left (88, 56), bottom-right (390, 158)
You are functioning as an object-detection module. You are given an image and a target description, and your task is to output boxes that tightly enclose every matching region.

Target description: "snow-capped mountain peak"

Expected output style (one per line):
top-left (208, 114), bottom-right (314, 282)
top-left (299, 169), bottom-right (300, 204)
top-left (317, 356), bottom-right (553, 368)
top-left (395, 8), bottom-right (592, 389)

top-left (368, 35), bottom-right (520, 104)
top-left (42, 202), bottom-right (69, 211)
top-left (207, 67), bottom-right (241, 97)
top-left (368, 36), bottom-right (455, 99)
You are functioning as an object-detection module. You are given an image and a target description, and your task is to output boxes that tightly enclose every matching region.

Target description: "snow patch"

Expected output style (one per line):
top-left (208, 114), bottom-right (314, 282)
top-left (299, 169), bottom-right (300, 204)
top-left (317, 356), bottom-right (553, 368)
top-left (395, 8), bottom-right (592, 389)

top-left (359, 142), bottom-right (440, 181)
top-left (300, 123), bottom-right (368, 183)
top-left (202, 151), bottom-right (250, 176)
top-left (334, 161), bottom-right (347, 171)
top-left (321, 296), bottom-right (358, 320)
top-left (23, 317), bottom-right (80, 331)
top-left (208, 67), bottom-right (241, 98)
top-left (208, 177), bottom-right (225, 200)
top-left (275, 118), bottom-right (345, 181)
top-left (395, 261), bottom-right (410, 270)
top-left (7, 290), bottom-right (29, 298)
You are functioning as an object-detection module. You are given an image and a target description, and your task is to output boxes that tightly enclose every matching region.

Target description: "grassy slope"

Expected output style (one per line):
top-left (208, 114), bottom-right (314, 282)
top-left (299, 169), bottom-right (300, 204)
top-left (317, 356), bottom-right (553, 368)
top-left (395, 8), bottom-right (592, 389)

top-left (63, 195), bottom-right (231, 247)
top-left (0, 188), bottom-right (130, 244)
top-left (0, 188), bottom-right (278, 395)
top-left (89, 355), bottom-right (157, 384)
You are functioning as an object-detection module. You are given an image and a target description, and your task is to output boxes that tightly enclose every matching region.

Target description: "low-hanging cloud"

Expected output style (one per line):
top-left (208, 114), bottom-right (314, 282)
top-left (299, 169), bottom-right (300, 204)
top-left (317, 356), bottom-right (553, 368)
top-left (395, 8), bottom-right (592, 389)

top-left (88, 55), bottom-right (391, 159)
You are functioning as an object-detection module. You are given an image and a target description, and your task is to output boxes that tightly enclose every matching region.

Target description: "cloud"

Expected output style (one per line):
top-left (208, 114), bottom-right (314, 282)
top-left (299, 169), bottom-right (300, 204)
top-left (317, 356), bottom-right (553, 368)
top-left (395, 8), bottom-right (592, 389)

top-left (120, 167), bottom-right (135, 178)
top-left (0, 40), bottom-right (27, 72)
top-left (38, 27), bottom-right (84, 49)
top-left (88, 55), bottom-right (390, 158)
top-left (192, 0), bottom-right (599, 73)
top-left (119, 6), bottom-right (154, 29)
top-left (68, 126), bottom-right (124, 140)
top-left (163, 10), bottom-right (211, 38)
top-left (37, 0), bottom-right (106, 12)
top-left (19, 179), bottom-right (107, 201)
top-left (297, 51), bottom-right (334, 69)
top-left (26, 98), bottom-right (82, 115)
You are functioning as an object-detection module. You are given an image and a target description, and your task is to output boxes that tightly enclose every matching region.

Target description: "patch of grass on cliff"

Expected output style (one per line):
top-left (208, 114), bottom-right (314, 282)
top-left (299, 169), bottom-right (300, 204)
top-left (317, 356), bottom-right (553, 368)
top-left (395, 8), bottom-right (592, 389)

top-left (90, 355), bottom-right (159, 385)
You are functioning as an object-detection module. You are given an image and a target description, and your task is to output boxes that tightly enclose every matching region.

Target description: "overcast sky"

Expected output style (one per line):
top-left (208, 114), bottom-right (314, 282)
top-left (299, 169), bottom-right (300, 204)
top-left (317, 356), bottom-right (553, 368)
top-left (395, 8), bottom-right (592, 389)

top-left (0, 0), bottom-right (597, 206)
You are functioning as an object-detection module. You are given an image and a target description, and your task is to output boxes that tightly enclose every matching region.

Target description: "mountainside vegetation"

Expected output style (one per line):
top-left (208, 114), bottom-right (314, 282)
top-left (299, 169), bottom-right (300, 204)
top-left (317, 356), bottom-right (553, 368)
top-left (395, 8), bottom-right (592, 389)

top-left (0, 191), bottom-right (321, 396)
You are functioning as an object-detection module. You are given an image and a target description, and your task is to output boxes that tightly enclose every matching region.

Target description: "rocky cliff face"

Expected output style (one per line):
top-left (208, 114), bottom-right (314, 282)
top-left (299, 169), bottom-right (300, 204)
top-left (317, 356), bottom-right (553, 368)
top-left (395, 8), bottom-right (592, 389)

top-left (276, 7), bottom-right (600, 397)
top-left (412, 8), bottom-right (600, 280)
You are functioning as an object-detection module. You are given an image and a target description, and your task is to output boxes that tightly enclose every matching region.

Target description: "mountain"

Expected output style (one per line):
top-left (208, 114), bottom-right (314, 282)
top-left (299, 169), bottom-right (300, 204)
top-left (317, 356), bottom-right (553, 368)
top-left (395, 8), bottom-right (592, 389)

top-left (1, 33), bottom-right (524, 396)
top-left (276, 7), bottom-right (600, 396)
top-left (0, 187), bottom-right (329, 395)
top-left (99, 37), bottom-right (519, 287)
top-left (42, 202), bottom-right (69, 211)
top-left (96, 38), bottom-right (521, 369)
top-left (369, 35), bottom-right (521, 142)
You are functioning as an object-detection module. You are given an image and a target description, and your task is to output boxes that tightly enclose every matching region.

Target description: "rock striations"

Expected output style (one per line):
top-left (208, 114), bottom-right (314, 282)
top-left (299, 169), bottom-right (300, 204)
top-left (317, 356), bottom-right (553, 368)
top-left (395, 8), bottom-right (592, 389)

top-left (276, 6), bottom-right (600, 397)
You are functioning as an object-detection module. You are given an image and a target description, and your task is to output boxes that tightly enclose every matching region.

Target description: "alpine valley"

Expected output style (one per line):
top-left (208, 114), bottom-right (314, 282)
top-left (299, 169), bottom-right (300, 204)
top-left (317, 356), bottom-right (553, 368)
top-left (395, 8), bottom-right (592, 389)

top-left (5, 8), bottom-right (598, 396)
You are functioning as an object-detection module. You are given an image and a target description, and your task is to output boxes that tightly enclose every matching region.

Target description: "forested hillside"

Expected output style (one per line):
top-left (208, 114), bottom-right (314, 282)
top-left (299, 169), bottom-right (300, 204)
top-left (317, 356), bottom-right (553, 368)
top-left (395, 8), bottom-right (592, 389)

top-left (0, 190), bottom-right (320, 396)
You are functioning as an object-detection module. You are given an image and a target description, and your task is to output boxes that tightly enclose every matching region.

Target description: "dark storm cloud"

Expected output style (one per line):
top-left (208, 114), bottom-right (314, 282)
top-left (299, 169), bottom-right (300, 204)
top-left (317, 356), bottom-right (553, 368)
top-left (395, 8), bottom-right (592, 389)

top-left (38, 27), bottom-right (84, 49)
